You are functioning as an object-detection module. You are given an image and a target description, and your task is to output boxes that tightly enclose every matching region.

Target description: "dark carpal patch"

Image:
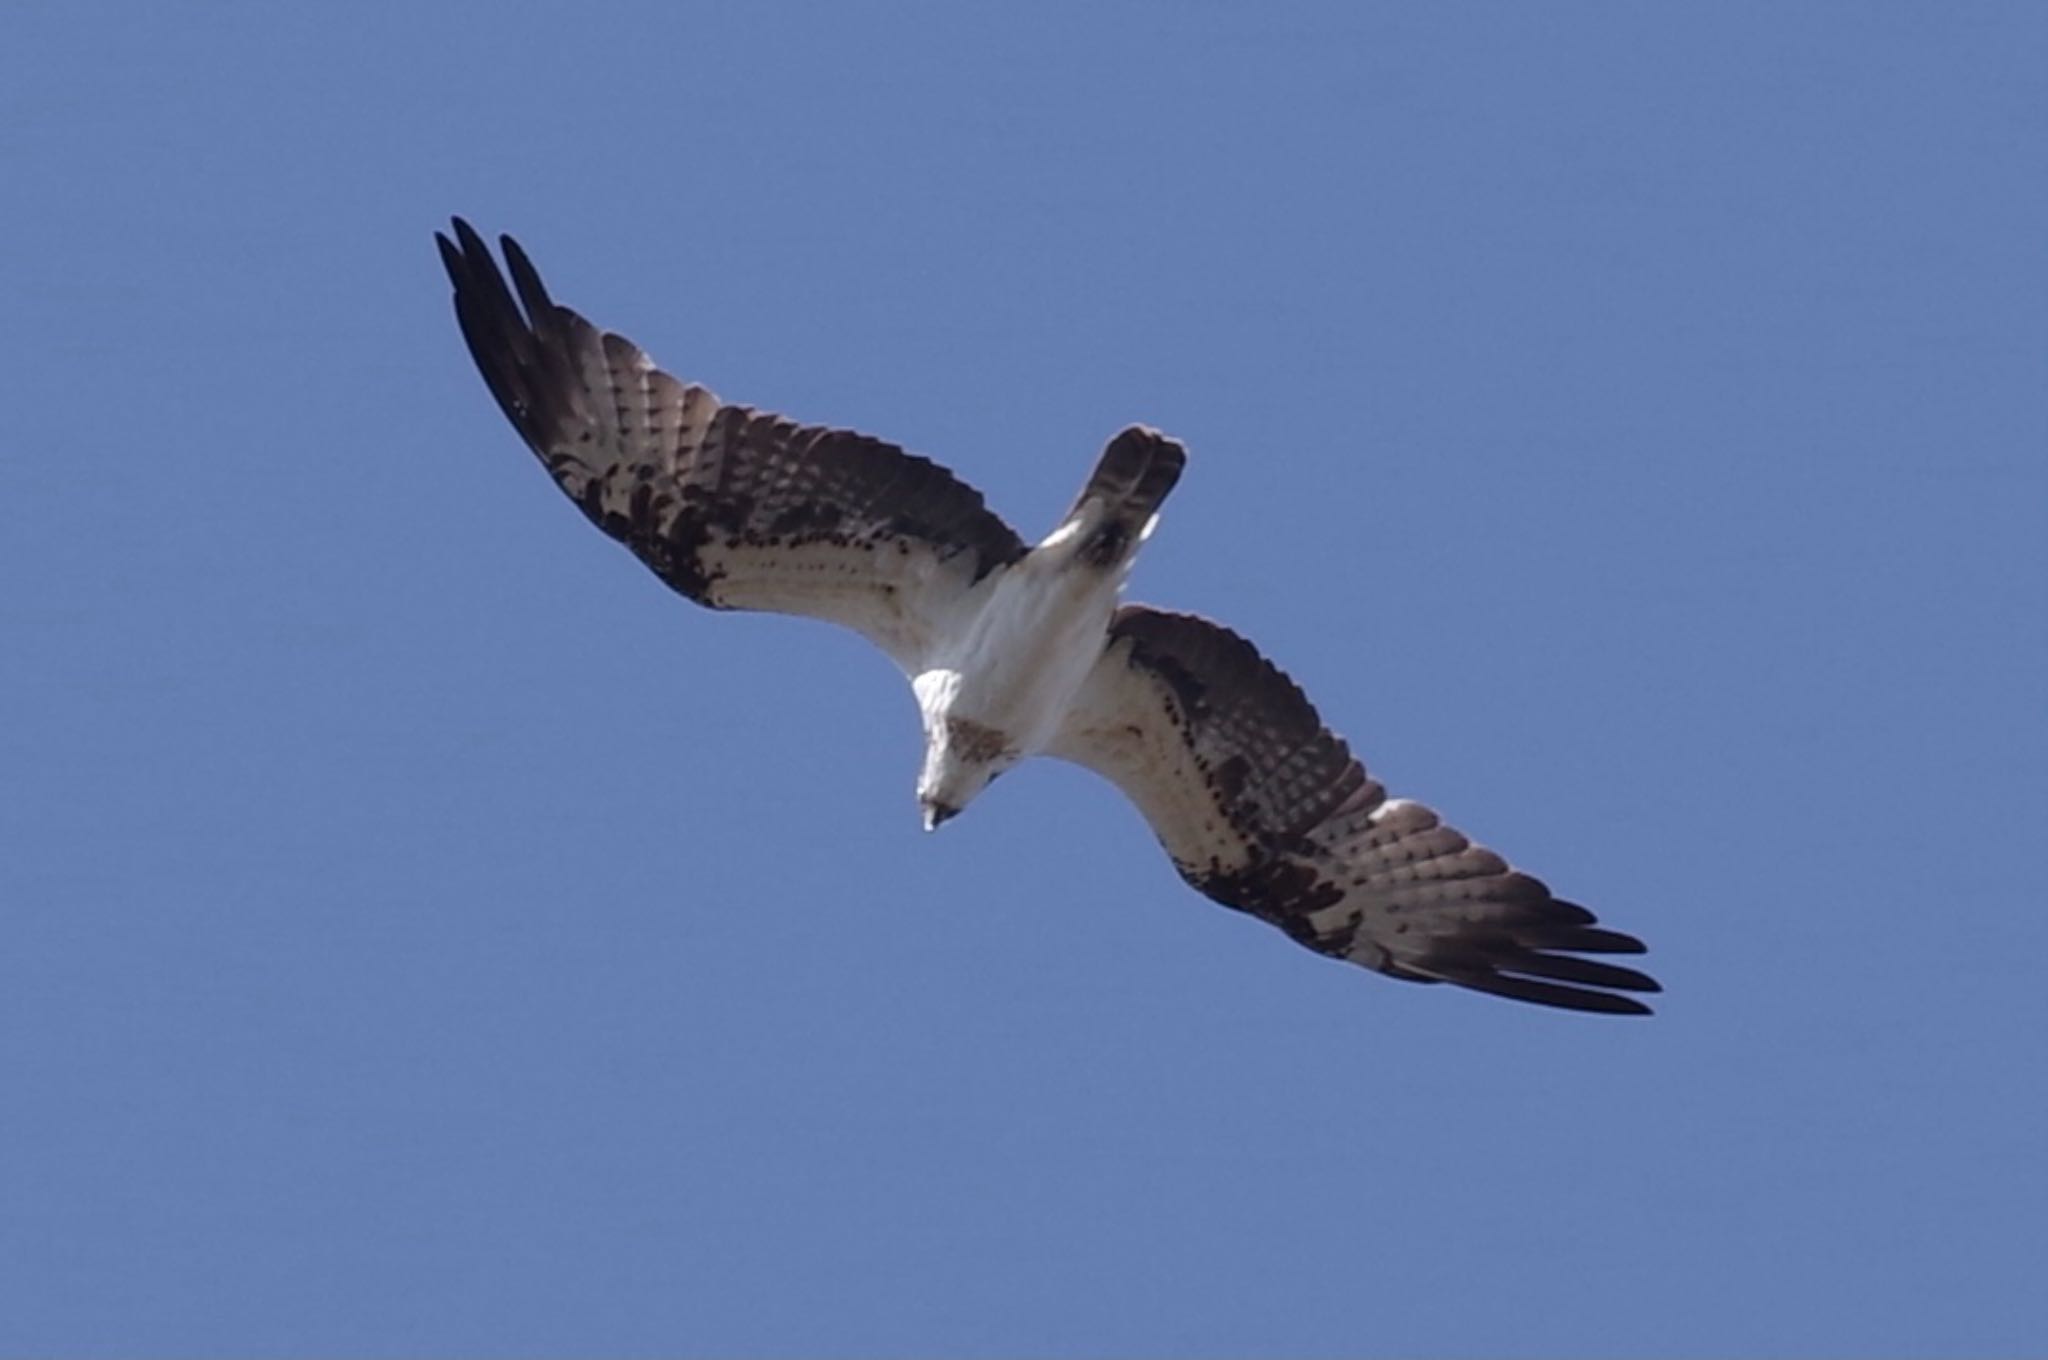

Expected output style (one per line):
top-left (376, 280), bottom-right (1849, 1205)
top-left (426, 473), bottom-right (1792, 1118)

top-left (1211, 754), bottom-right (1250, 801)
top-left (1186, 854), bottom-right (1348, 932)
top-left (656, 505), bottom-right (723, 603)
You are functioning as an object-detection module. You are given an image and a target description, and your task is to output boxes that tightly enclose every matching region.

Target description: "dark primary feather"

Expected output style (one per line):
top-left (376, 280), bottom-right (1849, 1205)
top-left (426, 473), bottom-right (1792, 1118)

top-left (1052, 607), bottom-right (1658, 1015)
top-left (435, 218), bottom-right (1025, 668)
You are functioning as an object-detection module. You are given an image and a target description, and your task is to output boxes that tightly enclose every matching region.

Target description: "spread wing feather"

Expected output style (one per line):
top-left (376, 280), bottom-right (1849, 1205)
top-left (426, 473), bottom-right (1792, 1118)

top-left (1050, 606), bottom-right (1658, 1014)
top-left (436, 218), bottom-right (1026, 670)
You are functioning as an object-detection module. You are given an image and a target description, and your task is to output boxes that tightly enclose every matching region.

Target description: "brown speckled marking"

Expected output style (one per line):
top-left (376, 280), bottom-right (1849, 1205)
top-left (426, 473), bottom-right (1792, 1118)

top-left (945, 717), bottom-right (1015, 764)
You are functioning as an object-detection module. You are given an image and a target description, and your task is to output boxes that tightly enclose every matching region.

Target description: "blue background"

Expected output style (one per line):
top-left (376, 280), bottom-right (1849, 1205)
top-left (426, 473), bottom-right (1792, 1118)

top-left (4, 3), bottom-right (2043, 1354)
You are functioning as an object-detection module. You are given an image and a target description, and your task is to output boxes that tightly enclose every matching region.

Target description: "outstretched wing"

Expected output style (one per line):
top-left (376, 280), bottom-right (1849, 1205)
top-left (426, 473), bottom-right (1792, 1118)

top-left (436, 218), bottom-right (1026, 671)
top-left (1050, 606), bottom-right (1658, 1014)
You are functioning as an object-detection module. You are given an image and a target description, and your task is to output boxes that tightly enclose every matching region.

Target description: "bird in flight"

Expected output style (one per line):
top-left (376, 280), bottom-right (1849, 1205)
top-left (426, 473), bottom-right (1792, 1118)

top-left (436, 218), bottom-right (1659, 1015)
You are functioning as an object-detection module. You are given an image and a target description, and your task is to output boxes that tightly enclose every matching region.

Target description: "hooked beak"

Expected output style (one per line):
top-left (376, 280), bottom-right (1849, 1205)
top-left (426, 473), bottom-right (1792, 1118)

top-left (921, 801), bottom-right (958, 833)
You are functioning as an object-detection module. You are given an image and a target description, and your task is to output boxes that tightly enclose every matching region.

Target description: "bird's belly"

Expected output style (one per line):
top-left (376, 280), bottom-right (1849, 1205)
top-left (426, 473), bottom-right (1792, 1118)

top-left (926, 565), bottom-right (1117, 753)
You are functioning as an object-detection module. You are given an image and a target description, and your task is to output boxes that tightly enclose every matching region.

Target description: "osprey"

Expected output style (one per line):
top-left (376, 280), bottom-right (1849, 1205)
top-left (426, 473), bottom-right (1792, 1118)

top-left (437, 219), bottom-right (1659, 1015)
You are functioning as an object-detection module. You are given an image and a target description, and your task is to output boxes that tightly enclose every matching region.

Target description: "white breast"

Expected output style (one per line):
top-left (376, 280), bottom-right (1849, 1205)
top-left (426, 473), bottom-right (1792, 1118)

top-left (913, 552), bottom-right (1122, 756)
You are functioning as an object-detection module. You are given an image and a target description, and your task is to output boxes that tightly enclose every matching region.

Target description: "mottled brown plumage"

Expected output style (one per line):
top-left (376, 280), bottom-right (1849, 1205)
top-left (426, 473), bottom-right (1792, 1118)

top-left (437, 219), bottom-right (1024, 669)
top-left (1052, 610), bottom-right (1656, 1014)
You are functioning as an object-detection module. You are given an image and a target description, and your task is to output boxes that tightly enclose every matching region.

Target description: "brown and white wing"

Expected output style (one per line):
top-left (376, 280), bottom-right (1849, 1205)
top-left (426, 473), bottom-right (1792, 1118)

top-left (1049, 606), bottom-right (1659, 1014)
top-left (436, 219), bottom-right (1026, 671)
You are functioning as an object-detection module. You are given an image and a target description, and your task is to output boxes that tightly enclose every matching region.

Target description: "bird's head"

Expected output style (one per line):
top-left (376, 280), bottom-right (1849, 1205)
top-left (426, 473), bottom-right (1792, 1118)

top-left (918, 793), bottom-right (965, 832)
top-left (916, 717), bottom-right (1017, 832)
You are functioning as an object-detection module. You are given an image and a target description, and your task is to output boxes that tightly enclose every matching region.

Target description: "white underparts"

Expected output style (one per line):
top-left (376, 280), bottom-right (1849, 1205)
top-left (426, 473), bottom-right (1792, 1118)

top-left (910, 534), bottom-right (1133, 820)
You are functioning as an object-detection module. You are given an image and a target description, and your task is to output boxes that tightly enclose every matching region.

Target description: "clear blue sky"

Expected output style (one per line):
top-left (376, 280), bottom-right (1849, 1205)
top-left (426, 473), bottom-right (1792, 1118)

top-left (4, 2), bottom-right (2043, 1354)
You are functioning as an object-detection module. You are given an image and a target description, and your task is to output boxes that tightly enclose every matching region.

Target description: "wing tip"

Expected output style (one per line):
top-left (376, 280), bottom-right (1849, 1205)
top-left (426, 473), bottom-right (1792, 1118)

top-left (1451, 969), bottom-right (1660, 1015)
top-left (497, 231), bottom-right (552, 319)
top-left (1396, 903), bottom-right (1662, 1015)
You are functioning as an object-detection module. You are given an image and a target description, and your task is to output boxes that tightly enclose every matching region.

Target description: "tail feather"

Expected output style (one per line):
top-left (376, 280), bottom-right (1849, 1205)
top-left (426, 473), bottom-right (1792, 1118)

top-left (1054, 426), bottom-right (1187, 566)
